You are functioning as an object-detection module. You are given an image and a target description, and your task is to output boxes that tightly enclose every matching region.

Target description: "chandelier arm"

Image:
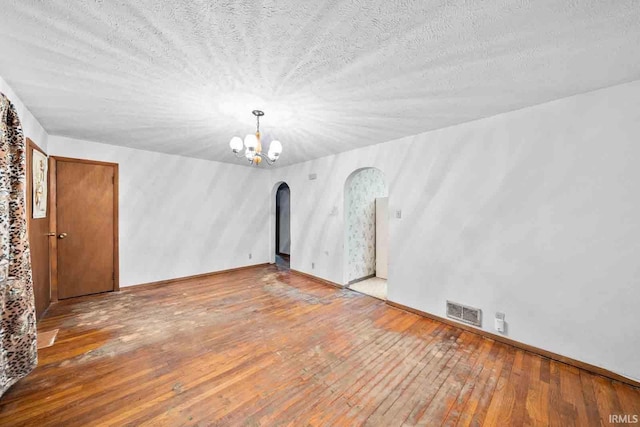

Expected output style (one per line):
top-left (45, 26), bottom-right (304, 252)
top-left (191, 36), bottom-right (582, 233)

top-left (256, 152), bottom-right (276, 165)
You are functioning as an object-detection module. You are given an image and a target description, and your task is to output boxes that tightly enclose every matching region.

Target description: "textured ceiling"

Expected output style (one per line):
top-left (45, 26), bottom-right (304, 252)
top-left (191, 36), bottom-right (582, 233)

top-left (1, 1), bottom-right (639, 167)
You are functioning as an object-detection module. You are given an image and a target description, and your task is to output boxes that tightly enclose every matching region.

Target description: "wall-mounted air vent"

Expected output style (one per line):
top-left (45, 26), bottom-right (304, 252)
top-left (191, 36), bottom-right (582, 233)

top-left (446, 301), bottom-right (482, 327)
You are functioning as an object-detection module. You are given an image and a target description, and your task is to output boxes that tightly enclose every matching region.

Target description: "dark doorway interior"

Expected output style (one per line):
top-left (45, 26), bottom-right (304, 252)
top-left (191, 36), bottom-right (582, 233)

top-left (275, 183), bottom-right (290, 269)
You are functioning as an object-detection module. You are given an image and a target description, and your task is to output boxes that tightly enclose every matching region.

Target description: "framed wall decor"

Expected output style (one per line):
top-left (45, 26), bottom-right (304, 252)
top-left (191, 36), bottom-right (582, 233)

top-left (32, 148), bottom-right (48, 218)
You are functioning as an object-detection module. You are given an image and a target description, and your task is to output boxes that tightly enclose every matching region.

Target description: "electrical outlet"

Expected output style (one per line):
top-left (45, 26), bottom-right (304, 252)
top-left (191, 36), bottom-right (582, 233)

top-left (395, 209), bottom-right (402, 219)
top-left (312, 262), bottom-right (315, 269)
top-left (308, 173), bottom-right (317, 180)
top-left (249, 253), bottom-right (252, 259)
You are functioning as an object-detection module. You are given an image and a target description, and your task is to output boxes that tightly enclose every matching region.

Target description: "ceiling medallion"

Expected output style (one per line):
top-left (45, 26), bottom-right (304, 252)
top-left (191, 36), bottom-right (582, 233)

top-left (229, 110), bottom-right (282, 165)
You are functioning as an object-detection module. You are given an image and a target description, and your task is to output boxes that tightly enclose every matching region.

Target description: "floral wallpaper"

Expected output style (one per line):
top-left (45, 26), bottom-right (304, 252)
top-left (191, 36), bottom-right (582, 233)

top-left (346, 168), bottom-right (387, 282)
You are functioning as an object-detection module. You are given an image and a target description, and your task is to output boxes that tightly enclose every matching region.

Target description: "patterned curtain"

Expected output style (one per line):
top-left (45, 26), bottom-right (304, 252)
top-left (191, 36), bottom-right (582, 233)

top-left (0, 92), bottom-right (37, 397)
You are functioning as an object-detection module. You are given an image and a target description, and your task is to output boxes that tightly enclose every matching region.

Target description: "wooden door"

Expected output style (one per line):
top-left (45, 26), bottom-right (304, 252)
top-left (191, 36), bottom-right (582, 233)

top-left (26, 138), bottom-right (51, 318)
top-left (54, 157), bottom-right (118, 299)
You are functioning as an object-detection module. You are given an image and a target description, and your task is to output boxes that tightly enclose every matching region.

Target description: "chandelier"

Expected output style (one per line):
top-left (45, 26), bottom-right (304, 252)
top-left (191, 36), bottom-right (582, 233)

top-left (229, 110), bottom-right (282, 165)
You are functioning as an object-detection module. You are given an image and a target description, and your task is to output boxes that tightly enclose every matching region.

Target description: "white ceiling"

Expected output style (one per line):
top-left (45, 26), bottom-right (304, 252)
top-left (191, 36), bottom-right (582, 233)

top-left (1, 1), bottom-right (639, 167)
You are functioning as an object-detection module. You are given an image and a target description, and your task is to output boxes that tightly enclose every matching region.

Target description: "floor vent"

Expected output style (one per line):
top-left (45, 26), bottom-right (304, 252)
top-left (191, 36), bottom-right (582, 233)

top-left (446, 301), bottom-right (482, 327)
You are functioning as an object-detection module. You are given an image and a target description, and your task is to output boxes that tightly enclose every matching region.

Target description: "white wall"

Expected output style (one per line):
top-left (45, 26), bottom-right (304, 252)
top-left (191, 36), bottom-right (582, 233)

top-left (48, 136), bottom-right (270, 287)
top-left (268, 80), bottom-right (640, 381)
top-left (0, 76), bottom-right (48, 151)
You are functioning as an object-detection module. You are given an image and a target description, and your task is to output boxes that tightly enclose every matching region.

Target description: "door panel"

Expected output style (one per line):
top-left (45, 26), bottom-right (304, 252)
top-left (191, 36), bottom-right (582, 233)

top-left (57, 160), bottom-right (116, 299)
top-left (375, 197), bottom-right (388, 279)
top-left (26, 139), bottom-right (51, 318)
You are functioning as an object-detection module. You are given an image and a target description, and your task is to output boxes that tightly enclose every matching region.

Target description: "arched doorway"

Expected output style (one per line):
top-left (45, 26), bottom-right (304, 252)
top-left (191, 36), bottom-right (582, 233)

top-left (344, 168), bottom-right (388, 299)
top-left (272, 182), bottom-right (290, 269)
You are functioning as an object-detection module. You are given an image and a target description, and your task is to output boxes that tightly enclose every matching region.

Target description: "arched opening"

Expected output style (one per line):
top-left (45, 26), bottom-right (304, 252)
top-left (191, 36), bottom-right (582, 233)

top-left (344, 167), bottom-right (388, 299)
top-left (272, 182), bottom-right (290, 270)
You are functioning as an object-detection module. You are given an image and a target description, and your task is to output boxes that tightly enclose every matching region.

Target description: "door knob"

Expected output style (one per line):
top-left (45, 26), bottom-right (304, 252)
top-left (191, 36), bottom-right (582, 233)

top-left (58, 233), bottom-right (68, 239)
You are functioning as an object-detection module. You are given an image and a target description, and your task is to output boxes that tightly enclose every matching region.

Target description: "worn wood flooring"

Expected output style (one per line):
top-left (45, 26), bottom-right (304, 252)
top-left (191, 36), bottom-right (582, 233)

top-left (1, 265), bottom-right (638, 426)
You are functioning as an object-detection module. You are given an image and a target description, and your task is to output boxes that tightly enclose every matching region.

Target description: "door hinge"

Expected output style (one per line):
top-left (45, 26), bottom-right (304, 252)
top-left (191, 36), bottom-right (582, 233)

top-left (112, 272), bottom-right (115, 280)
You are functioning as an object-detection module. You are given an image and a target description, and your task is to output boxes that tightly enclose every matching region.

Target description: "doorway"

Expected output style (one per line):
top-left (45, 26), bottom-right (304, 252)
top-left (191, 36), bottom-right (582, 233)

top-left (51, 157), bottom-right (119, 299)
top-left (344, 168), bottom-right (388, 299)
top-left (275, 183), bottom-right (290, 270)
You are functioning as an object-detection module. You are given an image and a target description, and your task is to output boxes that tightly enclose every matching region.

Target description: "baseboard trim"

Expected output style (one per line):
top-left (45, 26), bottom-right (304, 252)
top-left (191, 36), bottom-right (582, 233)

top-left (348, 274), bottom-right (375, 285)
top-left (386, 300), bottom-right (640, 389)
top-left (290, 269), bottom-right (344, 289)
top-left (124, 263), bottom-right (271, 292)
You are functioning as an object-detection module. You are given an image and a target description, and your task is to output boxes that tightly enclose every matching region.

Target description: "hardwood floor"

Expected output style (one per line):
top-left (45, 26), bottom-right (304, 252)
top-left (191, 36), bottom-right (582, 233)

top-left (1, 265), bottom-right (638, 426)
